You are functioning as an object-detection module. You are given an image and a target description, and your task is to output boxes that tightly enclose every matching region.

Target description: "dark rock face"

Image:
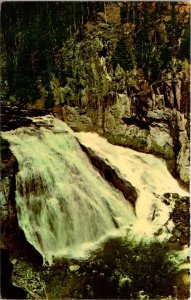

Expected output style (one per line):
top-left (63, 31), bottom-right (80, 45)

top-left (170, 195), bottom-right (190, 246)
top-left (1, 131), bottom-right (43, 267)
top-left (79, 143), bottom-right (137, 207)
top-left (49, 16), bottom-right (189, 186)
top-left (1, 105), bottom-right (49, 132)
top-left (1, 3), bottom-right (190, 184)
top-left (0, 248), bottom-right (27, 299)
top-left (162, 193), bottom-right (190, 246)
top-left (1, 135), bottom-right (18, 233)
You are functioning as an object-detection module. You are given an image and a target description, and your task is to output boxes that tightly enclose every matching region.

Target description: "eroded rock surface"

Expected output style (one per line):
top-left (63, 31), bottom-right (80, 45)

top-left (79, 142), bottom-right (137, 206)
top-left (50, 17), bottom-right (190, 185)
top-left (162, 193), bottom-right (190, 247)
top-left (0, 248), bottom-right (27, 299)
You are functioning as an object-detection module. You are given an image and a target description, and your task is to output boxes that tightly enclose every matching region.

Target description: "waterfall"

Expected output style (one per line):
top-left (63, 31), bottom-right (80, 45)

top-left (2, 116), bottom-right (136, 264)
top-left (76, 132), bottom-right (188, 237)
top-left (2, 116), bottom-right (188, 264)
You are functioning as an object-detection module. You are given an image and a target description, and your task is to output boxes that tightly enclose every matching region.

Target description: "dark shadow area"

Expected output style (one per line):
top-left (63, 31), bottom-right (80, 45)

top-left (0, 248), bottom-right (27, 299)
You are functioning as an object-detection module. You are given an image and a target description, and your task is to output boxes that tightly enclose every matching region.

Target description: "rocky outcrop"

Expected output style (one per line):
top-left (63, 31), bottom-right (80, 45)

top-left (1, 3), bottom-right (189, 184)
top-left (1, 105), bottom-right (49, 132)
top-left (79, 142), bottom-right (137, 206)
top-left (0, 248), bottom-right (27, 299)
top-left (162, 193), bottom-right (190, 247)
top-left (0, 132), bottom-right (43, 266)
top-left (51, 14), bottom-right (189, 186)
top-left (0, 136), bottom-right (18, 229)
top-left (176, 112), bottom-right (190, 185)
top-left (0, 106), bottom-right (51, 229)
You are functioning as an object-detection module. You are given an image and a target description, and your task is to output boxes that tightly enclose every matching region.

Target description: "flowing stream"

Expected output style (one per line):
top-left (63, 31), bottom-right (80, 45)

top-left (2, 116), bottom-right (188, 264)
top-left (76, 132), bottom-right (188, 237)
top-left (2, 116), bottom-right (135, 264)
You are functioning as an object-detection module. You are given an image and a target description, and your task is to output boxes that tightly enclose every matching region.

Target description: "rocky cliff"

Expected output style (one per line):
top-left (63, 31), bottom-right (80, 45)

top-left (0, 3), bottom-right (190, 299)
top-left (1, 2), bottom-right (190, 184)
top-left (50, 3), bottom-right (190, 186)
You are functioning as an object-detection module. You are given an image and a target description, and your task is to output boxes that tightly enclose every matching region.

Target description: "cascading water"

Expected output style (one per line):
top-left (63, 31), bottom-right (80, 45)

top-left (2, 116), bottom-right (136, 264)
top-left (2, 116), bottom-right (188, 265)
top-left (76, 132), bottom-right (188, 237)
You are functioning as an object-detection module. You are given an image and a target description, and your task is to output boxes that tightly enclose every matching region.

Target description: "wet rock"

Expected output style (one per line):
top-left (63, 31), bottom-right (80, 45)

top-left (163, 199), bottom-right (170, 206)
top-left (176, 269), bottom-right (190, 299)
top-left (180, 196), bottom-right (189, 203)
top-left (171, 193), bottom-right (179, 200)
top-left (11, 258), bottom-right (45, 299)
top-left (179, 202), bottom-right (188, 211)
top-left (164, 193), bottom-right (171, 199)
top-left (179, 236), bottom-right (188, 246)
top-left (172, 228), bottom-right (182, 238)
top-left (0, 248), bottom-right (27, 299)
top-left (79, 143), bottom-right (137, 206)
top-left (169, 235), bottom-right (177, 243)
top-left (176, 112), bottom-right (190, 185)
top-left (168, 192), bottom-right (190, 247)
top-left (0, 146), bottom-right (43, 266)
top-left (1, 105), bottom-right (48, 131)
top-left (154, 228), bottom-right (164, 237)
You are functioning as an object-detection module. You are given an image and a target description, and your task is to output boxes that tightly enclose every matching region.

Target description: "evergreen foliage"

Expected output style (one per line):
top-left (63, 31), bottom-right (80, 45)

top-left (1, 2), bottom-right (190, 105)
top-left (1, 2), bottom-right (104, 104)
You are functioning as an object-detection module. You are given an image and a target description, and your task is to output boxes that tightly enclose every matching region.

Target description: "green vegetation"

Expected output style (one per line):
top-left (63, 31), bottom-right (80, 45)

top-left (105, 133), bottom-right (128, 146)
top-left (118, 2), bottom-right (190, 82)
top-left (151, 141), bottom-right (175, 159)
top-left (1, 2), bottom-right (104, 105)
top-left (43, 235), bottom-right (187, 299)
top-left (1, 2), bottom-right (189, 106)
top-left (105, 132), bottom-right (148, 152)
top-left (112, 38), bottom-right (134, 71)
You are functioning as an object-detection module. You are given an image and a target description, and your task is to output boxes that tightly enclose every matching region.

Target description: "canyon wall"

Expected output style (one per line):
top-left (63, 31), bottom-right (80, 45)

top-left (1, 2), bottom-right (190, 185)
top-left (51, 4), bottom-right (190, 185)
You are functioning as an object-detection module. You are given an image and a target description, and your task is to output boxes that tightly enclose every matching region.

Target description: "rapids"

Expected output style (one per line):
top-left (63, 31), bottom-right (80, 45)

top-left (2, 116), bottom-right (188, 264)
top-left (76, 132), bottom-right (188, 236)
top-left (2, 116), bottom-right (135, 264)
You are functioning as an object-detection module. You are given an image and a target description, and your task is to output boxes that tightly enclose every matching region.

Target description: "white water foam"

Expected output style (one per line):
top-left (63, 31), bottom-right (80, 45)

top-left (2, 116), bottom-right (136, 264)
top-left (75, 132), bottom-right (188, 238)
top-left (2, 116), bottom-right (188, 264)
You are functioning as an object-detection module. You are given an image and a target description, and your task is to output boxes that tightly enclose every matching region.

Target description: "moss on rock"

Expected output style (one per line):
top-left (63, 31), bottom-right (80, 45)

top-left (105, 132), bottom-right (148, 152)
